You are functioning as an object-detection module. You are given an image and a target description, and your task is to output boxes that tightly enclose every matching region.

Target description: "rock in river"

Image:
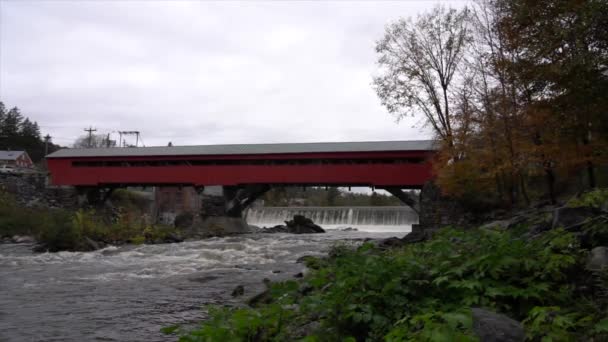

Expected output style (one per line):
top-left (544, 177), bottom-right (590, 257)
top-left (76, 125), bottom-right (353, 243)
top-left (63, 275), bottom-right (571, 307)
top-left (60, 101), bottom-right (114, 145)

top-left (263, 215), bottom-right (325, 234)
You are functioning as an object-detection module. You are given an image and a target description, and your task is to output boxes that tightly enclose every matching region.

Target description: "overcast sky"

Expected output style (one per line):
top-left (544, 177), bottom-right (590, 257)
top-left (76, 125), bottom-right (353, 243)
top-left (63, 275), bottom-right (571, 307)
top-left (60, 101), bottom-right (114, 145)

top-left (0, 0), bottom-right (461, 147)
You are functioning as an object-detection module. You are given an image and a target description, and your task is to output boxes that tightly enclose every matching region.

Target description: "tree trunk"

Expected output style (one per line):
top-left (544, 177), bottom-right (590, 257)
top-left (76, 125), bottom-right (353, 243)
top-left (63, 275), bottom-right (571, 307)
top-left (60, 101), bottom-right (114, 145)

top-left (587, 161), bottom-right (596, 188)
top-left (545, 168), bottom-right (556, 205)
top-left (519, 173), bottom-right (530, 206)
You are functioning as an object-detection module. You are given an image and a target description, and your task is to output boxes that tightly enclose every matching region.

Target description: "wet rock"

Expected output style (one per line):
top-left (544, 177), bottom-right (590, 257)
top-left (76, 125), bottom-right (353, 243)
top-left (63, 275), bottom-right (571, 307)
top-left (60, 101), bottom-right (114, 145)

top-left (480, 220), bottom-right (512, 230)
top-left (272, 270), bottom-right (281, 274)
top-left (164, 233), bottom-right (184, 243)
top-left (247, 289), bottom-right (273, 307)
top-left (294, 272), bottom-right (304, 278)
top-left (552, 206), bottom-right (600, 230)
top-left (12, 235), bottom-right (35, 243)
top-left (377, 237), bottom-right (405, 249)
top-left (248, 225), bottom-right (262, 233)
top-left (32, 244), bottom-right (49, 253)
top-left (472, 308), bottom-right (525, 342)
top-left (402, 230), bottom-right (431, 243)
top-left (298, 283), bottom-right (313, 296)
top-left (376, 231), bottom-right (429, 249)
top-left (587, 247), bottom-right (608, 271)
top-left (174, 212), bottom-right (194, 229)
top-left (231, 285), bottom-right (245, 297)
top-left (263, 215), bottom-right (325, 234)
top-left (339, 227), bottom-right (358, 232)
top-left (84, 236), bottom-right (102, 251)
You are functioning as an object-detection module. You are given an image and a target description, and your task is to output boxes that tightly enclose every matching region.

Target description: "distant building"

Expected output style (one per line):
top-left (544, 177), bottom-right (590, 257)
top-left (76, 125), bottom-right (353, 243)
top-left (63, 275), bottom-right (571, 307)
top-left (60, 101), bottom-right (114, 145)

top-left (0, 150), bottom-right (34, 168)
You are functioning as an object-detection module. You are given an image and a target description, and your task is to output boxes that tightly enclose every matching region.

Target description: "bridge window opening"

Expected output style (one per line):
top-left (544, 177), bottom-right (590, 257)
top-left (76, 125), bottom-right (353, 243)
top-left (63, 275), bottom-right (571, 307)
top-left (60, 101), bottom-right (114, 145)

top-left (71, 157), bottom-right (426, 168)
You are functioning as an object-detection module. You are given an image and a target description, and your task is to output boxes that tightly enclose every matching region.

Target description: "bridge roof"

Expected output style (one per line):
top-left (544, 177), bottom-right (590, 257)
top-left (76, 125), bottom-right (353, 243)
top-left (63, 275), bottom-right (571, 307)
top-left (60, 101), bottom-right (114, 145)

top-left (47, 140), bottom-right (438, 158)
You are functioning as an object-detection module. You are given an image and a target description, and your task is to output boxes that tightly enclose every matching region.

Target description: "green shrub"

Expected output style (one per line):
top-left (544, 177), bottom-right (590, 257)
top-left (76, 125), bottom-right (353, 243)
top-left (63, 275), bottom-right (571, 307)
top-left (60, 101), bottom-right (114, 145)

top-left (0, 188), bottom-right (180, 251)
top-left (180, 227), bottom-right (606, 341)
top-left (568, 188), bottom-right (608, 209)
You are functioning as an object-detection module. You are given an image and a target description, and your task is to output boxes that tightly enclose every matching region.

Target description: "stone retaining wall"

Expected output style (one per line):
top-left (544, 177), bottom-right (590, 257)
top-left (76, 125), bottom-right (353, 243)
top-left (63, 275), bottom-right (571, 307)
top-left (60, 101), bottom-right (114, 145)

top-left (0, 172), bottom-right (78, 208)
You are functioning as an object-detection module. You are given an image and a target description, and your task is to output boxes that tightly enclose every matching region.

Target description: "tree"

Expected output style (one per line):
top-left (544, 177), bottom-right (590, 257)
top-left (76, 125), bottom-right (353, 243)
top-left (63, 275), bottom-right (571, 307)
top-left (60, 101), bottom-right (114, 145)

top-left (496, 0), bottom-right (608, 189)
top-left (20, 118), bottom-right (41, 139)
top-left (1, 107), bottom-right (23, 137)
top-left (73, 134), bottom-right (116, 148)
top-left (374, 5), bottom-right (472, 149)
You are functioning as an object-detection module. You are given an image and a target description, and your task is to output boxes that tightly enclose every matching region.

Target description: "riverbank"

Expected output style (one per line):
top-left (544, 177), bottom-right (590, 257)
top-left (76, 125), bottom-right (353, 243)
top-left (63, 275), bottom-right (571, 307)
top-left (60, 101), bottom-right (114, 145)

top-left (177, 189), bottom-right (608, 341)
top-left (0, 189), bottom-right (187, 252)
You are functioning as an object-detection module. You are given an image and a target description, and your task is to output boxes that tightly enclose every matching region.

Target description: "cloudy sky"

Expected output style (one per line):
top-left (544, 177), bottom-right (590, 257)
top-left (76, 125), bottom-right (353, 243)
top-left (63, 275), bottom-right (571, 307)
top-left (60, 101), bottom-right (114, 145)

top-left (0, 0), bottom-right (460, 147)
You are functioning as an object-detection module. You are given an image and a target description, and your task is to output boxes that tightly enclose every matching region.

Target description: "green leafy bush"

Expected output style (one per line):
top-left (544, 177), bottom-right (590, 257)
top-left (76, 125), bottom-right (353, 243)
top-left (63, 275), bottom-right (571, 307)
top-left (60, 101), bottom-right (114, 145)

top-left (568, 188), bottom-right (608, 209)
top-left (180, 227), bottom-right (607, 341)
top-left (1, 189), bottom-right (180, 251)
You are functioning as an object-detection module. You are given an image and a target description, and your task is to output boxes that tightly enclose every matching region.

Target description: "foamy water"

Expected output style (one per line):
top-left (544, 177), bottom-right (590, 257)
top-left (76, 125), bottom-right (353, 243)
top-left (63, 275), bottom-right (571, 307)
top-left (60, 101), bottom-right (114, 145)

top-left (246, 206), bottom-right (417, 233)
top-left (0, 230), bottom-right (406, 341)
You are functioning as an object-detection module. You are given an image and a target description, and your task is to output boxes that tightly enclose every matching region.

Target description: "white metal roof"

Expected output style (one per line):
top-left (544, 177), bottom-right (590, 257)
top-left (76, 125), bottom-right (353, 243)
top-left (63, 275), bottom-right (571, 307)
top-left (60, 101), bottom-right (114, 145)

top-left (46, 140), bottom-right (438, 158)
top-left (0, 150), bottom-right (26, 160)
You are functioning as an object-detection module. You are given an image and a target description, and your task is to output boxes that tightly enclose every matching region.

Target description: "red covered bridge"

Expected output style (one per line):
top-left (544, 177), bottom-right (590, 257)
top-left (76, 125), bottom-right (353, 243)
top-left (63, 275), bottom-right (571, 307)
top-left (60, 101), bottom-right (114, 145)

top-left (46, 140), bottom-right (438, 188)
top-left (46, 140), bottom-right (438, 215)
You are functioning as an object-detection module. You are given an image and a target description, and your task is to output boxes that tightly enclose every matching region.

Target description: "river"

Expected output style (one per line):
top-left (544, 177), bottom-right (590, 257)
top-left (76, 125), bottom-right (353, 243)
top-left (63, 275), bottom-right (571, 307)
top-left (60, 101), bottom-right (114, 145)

top-left (0, 229), bottom-right (409, 341)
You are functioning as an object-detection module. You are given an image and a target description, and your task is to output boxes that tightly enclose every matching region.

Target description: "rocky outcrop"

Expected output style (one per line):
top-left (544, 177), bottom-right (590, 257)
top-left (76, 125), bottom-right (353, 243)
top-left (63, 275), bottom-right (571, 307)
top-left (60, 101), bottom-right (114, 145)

top-left (552, 206), bottom-right (602, 230)
top-left (471, 308), bottom-right (525, 342)
top-left (263, 215), bottom-right (325, 234)
top-left (587, 246), bottom-right (608, 271)
top-left (0, 235), bottom-right (36, 244)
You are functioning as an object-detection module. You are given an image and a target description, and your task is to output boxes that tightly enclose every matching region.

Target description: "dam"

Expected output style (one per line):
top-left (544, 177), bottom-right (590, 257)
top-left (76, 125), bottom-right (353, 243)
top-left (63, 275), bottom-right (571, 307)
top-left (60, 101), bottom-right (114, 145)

top-left (245, 206), bottom-right (418, 232)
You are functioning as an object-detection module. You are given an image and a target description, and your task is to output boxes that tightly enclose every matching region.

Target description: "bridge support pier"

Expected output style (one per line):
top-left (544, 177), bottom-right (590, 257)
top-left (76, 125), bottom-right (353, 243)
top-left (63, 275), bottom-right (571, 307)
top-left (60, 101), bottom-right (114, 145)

top-left (75, 186), bottom-right (115, 207)
top-left (195, 184), bottom-right (271, 235)
top-left (381, 187), bottom-right (420, 214)
top-left (223, 185), bottom-right (271, 217)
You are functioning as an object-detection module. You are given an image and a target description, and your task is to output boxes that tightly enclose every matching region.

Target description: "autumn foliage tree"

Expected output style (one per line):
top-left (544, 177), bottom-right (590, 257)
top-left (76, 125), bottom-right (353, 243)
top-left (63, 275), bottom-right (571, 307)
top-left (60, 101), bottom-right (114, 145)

top-left (375, 0), bottom-right (608, 208)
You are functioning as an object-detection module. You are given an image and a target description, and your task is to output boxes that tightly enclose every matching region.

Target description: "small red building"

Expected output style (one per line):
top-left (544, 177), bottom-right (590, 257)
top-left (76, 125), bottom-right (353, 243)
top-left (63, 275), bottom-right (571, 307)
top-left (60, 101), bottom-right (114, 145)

top-left (0, 150), bottom-right (34, 168)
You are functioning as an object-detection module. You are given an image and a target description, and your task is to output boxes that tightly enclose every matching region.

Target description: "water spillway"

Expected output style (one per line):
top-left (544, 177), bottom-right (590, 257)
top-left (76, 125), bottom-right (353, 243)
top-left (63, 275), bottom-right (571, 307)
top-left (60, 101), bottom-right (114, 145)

top-left (245, 206), bottom-right (418, 232)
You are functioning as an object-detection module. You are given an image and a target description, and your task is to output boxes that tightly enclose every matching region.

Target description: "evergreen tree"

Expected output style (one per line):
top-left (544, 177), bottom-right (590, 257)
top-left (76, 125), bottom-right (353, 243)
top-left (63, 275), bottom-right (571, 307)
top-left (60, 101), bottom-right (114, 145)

top-left (2, 107), bottom-right (23, 137)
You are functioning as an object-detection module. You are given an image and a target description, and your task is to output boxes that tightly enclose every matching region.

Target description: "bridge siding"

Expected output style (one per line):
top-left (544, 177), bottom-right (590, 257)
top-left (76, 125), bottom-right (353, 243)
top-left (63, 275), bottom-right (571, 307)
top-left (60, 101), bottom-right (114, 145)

top-left (47, 150), bottom-right (435, 188)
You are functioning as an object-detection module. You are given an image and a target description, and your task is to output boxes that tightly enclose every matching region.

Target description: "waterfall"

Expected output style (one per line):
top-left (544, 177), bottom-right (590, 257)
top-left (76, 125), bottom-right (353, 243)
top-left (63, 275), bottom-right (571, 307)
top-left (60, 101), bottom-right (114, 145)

top-left (245, 206), bottom-right (418, 232)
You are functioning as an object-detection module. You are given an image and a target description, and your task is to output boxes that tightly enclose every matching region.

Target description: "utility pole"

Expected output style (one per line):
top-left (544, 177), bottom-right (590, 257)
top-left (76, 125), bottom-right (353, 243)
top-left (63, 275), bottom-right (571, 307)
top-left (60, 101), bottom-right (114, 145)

top-left (117, 131), bottom-right (141, 147)
top-left (84, 126), bottom-right (97, 148)
top-left (44, 134), bottom-right (51, 156)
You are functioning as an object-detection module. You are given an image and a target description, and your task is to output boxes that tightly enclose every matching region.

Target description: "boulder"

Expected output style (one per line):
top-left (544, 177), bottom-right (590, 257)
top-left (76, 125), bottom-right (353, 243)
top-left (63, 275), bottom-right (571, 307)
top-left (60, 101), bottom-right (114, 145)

top-left (587, 246), bottom-right (608, 271)
top-left (164, 233), bottom-right (184, 243)
top-left (263, 215), bottom-right (325, 234)
top-left (198, 216), bottom-right (252, 236)
top-left (377, 237), bottom-right (405, 249)
top-left (480, 220), bottom-right (512, 230)
top-left (376, 231), bottom-right (430, 249)
top-left (12, 235), bottom-right (35, 244)
top-left (84, 236), bottom-right (102, 251)
top-left (552, 206), bottom-right (600, 230)
top-left (174, 212), bottom-right (194, 229)
top-left (284, 215), bottom-right (325, 234)
top-left (472, 308), bottom-right (525, 342)
top-left (231, 285), bottom-right (245, 297)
